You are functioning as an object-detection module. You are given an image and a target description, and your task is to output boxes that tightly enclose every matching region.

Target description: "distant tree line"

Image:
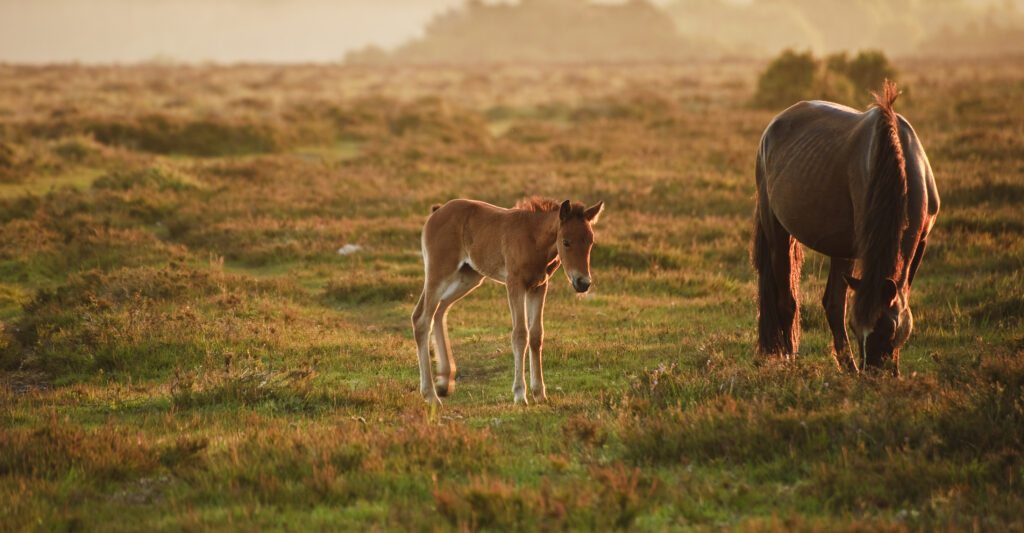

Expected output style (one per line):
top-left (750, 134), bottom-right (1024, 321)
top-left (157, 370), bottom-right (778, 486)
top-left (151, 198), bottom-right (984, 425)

top-left (346, 0), bottom-right (1024, 66)
top-left (345, 0), bottom-right (710, 65)
top-left (667, 0), bottom-right (1024, 57)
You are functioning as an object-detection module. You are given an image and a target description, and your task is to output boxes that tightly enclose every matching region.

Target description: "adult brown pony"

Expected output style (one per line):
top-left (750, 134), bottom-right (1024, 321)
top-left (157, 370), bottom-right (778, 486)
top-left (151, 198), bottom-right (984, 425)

top-left (413, 197), bottom-right (604, 405)
top-left (752, 81), bottom-right (939, 375)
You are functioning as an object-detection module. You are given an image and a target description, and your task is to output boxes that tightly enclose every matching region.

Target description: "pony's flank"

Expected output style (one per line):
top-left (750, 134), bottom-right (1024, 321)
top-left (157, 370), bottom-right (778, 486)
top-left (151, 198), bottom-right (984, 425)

top-left (854, 80), bottom-right (909, 325)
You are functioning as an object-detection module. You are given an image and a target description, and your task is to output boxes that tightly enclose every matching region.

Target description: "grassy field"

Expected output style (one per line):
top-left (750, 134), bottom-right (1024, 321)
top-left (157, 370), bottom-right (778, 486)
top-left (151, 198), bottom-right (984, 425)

top-left (0, 58), bottom-right (1022, 531)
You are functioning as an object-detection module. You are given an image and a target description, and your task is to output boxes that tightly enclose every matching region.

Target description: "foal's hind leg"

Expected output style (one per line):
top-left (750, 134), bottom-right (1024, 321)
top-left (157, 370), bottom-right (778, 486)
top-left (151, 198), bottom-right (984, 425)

top-left (412, 287), bottom-right (442, 404)
top-left (823, 257), bottom-right (857, 372)
top-left (432, 267), bottom-right (484, 397)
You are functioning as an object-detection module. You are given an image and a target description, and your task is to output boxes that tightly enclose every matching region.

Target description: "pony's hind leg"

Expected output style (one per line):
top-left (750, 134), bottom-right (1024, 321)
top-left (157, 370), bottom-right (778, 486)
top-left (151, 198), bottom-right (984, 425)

top-left (823, 257), bottom-right (857, 372)
top-left (432, 267), bottom-right (484, 397)
top-left (753, 202), bottom-right (802, 359)
top-left (525, 283), bottom-right (548, 403)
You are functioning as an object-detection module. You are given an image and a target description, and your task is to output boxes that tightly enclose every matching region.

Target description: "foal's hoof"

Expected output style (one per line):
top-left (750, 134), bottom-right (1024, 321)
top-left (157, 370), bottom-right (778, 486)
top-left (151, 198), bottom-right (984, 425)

top-left (513, 390), bottom-right (528, 405)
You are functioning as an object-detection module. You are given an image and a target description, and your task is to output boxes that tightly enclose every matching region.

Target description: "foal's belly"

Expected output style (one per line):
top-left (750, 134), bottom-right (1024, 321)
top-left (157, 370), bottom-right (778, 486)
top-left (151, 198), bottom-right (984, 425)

top-left (465, 254), bottom-right (507, 284)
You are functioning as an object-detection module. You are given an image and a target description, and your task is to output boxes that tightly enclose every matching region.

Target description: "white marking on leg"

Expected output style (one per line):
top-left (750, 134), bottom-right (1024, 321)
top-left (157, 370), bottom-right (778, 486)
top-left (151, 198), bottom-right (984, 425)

top-left (859, 327), bottom-right (872, 370)
top-left (441, 280), bottom-right (460, 300)
top-left (512, 329), bottom-right (528, 405)
top-left (526, 286), bottom-right (548, 402)
top-left (508, 288), bottom-right (529, 405)
top-left (416, 291), bottom-right (442, 405)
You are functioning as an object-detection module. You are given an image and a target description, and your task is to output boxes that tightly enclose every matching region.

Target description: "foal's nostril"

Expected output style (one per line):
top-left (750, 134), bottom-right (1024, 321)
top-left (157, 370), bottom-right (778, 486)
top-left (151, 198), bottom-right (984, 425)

top-left (574, 278), bottom-right (591, 292)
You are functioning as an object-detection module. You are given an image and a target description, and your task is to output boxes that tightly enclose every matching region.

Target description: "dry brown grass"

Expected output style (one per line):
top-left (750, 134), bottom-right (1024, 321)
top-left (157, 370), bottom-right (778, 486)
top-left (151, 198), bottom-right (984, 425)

top-left (0, 57), bottom-right (1022, 530)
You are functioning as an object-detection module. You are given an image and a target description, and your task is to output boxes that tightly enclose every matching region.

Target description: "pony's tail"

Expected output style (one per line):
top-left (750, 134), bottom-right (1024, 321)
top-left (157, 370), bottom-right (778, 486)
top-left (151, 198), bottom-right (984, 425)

top-left (752, 152), bottom-right (802, 358)
top-left (854, 80), bottom-right (909, 324)
top-left (753, 207), bottom-right (782, 357)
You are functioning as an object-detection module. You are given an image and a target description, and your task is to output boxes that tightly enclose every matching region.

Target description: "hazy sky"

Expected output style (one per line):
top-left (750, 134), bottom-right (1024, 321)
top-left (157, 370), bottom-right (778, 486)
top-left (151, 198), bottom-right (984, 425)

top-left (0, 0), bottom-right (1010, 64)
top-left (0, 0), bottom-right (476, 63)
top-left (0, 0), bottom-right (682, 64)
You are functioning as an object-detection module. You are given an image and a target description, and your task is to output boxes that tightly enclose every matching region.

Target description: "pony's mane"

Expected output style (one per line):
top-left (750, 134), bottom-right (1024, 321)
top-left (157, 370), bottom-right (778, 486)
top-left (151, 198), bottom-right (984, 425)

top-left (854, 80), bottom-right (909, 325)
top-left (515, 196), bottom-right (588, 218)
top-left (872, 81), bottom-right (907, 178)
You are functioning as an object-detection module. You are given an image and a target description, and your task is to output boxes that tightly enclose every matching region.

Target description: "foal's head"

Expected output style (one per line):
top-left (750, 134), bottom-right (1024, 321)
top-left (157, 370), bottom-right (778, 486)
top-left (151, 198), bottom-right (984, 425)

top-left (556, 200), bottom-right (604, 293)
top-left (845, 275), bottom-right (913, 374)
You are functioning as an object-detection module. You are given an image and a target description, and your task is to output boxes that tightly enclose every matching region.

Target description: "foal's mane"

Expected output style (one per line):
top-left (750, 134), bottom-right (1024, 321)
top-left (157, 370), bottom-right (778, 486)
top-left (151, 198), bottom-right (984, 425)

top-left (514, 196), bottom-right (586, 218)
top-left (854, 80), bottom-right (909, 325)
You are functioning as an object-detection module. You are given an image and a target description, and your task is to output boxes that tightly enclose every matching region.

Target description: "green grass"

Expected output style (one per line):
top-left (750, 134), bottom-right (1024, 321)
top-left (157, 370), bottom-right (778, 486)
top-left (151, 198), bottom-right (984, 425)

top-left (0, 168), bottom-right (104, 198)
top-left (0, 59), bottom-right (1022, 530)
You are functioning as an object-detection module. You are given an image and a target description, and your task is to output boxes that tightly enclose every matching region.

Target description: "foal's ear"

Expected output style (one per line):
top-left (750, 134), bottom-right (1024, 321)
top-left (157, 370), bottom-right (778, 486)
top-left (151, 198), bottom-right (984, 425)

top-left (559, 200), bottom-right (572, 222)
top-left (584, 201), bottom-right (604, 224)
top-left (843, 274), bottom-right (861, 291)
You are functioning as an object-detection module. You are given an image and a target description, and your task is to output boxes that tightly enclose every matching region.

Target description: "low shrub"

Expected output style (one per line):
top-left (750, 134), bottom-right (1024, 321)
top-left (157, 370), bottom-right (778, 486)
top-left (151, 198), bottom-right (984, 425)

top-left (753, 49), bottom-right (899, 109)
top-left (324, 272), bottom-right (421, 306)
top-left (86, 114), bottom-right (282, 157)
top-left (752, 50), bottom-right (818, 109)
top-left (93, 165), bottom-right (203, 192)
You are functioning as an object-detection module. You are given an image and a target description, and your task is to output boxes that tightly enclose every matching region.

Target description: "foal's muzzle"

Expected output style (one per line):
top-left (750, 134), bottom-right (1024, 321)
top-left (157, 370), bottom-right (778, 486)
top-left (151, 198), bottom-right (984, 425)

top-left (572, 276), bottom-right (591, 293)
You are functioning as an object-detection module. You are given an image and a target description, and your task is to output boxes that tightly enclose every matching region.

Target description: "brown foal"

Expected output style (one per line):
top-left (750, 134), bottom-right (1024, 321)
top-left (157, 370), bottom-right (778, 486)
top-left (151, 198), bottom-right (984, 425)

top-left (412, 197), bottom-right (604, 405)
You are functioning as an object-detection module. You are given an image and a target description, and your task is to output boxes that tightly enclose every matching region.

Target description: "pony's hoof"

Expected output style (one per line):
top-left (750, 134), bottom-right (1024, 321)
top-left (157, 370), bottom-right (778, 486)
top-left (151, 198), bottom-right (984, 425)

top-left (532, 390), bottom-right (548, 403)
top-left (421, 386), bottom-right (443, 406)
top-left (834, 356), bottom-right (858, 374)
top-left (513, 390), bottom-right (528, 405)
top-left (435, 379), bottom-right (453, 397)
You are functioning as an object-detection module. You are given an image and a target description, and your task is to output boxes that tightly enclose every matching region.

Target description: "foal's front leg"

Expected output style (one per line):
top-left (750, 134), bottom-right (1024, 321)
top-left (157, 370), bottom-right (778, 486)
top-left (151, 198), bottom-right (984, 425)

top-left (506, 284), bottom-right (529, 405)
top-left (525, 283), bottom-right (548, 403)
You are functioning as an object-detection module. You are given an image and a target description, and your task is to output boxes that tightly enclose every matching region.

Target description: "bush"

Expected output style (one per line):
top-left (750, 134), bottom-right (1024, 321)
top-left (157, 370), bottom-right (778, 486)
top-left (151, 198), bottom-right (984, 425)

top-left (0, 141), bottom-right (21, 182)
top-left (93, 166), bottom-right (203, 192)
top-left (86, 114), bottom-right (281, 157)
top-left (324, 272), bottom-right (420, 306)
top-left (51, 135), bottom-right (103, 164)
top-left (843, 50), bottom-right (898, 100)
top-left (753, 49), bottom-right (899, 109)
top-left (752, 50), bottom-right (818, 109)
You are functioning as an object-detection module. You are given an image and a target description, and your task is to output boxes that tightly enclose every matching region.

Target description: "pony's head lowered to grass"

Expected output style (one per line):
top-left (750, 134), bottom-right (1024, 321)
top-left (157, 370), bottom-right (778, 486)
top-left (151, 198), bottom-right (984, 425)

top-left (844, 274), bottom-right (913, 372)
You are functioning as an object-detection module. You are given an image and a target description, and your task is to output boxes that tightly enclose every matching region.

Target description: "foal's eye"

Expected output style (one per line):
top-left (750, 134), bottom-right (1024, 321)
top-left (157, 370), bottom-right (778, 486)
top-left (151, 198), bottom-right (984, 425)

top-left (562, 239), bottom-right (570, 247)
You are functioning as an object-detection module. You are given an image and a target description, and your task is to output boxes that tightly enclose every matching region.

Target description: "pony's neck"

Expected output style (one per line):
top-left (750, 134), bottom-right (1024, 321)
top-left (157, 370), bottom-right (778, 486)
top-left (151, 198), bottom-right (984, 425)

top-left (853, 94), bottom-right (910, 325)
